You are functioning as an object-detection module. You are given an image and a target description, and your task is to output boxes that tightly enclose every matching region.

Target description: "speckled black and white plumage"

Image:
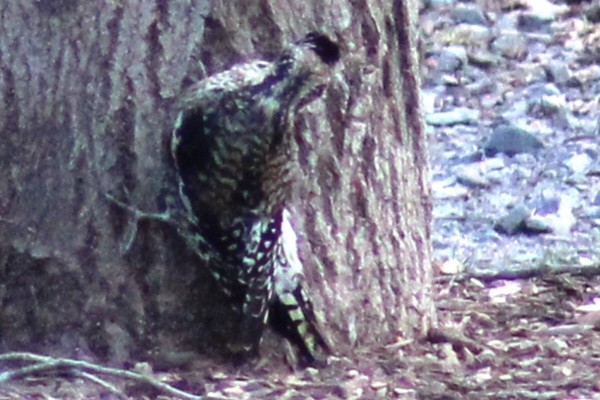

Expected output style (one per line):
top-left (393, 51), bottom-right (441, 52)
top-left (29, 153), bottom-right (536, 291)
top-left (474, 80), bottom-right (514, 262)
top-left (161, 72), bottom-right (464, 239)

top-left (171, 33), bottom-right (339, 363)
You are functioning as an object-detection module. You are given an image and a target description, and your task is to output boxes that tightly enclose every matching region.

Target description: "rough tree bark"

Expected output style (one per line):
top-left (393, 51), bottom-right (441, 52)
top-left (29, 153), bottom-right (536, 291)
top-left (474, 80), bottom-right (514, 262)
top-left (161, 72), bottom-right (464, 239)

top-left (0, 0), bottom-right (432, 367)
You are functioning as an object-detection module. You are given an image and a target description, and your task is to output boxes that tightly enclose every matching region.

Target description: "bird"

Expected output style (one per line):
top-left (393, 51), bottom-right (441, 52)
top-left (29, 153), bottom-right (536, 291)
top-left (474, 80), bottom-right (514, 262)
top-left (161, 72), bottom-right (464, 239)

top-left (170, 32), bottom-right (340, 364)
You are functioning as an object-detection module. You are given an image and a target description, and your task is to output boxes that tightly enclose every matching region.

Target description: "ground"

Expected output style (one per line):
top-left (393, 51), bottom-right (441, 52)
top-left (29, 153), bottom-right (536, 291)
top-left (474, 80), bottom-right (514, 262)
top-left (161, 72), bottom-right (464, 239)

top-left (3, 271), bottom-right (600, 399)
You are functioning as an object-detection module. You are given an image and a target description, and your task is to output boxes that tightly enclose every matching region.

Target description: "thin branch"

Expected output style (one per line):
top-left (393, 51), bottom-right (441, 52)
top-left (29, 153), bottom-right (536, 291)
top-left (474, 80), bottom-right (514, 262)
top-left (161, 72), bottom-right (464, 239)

top-left (103, 192), bottom-right (223, 266)
top-left (0, 352), bottom-right (206, 400)
top-left (436, 263), bottom-right (600, 284)
top-left (0, 358), bottom-right (62, 381)
top-left (104, 193), bottom-right (178, 253)
top-left (104, 193), bottom-right (175, 225)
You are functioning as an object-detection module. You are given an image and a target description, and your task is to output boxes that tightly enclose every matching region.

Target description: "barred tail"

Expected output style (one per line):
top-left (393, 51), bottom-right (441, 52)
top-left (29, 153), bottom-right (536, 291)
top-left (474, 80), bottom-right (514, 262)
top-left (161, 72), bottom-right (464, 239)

top-left (270, 209), bottom-right (330, 364)
top-left (270, 284), bottom-right (330, 364)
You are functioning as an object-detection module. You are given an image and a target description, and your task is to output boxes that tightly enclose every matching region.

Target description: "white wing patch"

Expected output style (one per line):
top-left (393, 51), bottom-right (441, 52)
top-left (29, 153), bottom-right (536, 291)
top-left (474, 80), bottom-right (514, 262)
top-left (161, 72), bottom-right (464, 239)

top-left (273, 209), bottom-right (304, 294)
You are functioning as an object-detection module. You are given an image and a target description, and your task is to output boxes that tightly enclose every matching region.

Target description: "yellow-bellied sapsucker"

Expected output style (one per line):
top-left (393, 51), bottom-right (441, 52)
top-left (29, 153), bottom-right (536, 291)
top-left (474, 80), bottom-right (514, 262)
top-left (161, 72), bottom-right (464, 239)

top-left (171, 32), bottom-right (339, 364)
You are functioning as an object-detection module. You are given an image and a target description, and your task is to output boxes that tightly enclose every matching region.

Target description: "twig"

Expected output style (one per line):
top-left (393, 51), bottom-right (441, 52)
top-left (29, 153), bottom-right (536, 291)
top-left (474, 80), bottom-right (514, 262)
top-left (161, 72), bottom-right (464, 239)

top-left (104, 193), bottom-right (177, 253)
top-left (104, 193), bottom-right (174, 225)
top-left (0, 358), bottom-right (62, 380)
top-left (436, 263), bottom-right (600, 284)
top-left (0, 352), bottom-right (205, 400)
top-left (103, 193), bottom-right (224, 267)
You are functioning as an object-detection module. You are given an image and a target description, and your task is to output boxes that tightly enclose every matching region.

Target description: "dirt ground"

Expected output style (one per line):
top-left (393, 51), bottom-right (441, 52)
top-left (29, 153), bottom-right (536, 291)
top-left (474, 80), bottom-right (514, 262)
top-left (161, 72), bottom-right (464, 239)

top-left (2, 273), bottom-right (600, 399)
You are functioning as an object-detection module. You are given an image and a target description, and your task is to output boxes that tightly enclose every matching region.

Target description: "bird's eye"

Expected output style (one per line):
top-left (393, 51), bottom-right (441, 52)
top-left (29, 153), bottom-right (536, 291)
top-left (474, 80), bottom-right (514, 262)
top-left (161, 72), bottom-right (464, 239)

top-left (301, 33), bottom-right (340, 66)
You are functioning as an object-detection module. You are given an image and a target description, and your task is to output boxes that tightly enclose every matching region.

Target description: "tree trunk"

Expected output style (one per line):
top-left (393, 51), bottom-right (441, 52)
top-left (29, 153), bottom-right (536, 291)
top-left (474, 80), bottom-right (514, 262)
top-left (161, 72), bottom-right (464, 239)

top-left (0, 0), bottom-right (432, 366)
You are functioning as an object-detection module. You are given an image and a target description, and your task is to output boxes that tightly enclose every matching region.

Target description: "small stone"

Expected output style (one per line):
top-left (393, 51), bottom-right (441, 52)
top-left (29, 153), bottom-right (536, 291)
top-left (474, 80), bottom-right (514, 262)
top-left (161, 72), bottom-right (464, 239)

top-left (496, 13), bottom-right (519, 31)
top-left (451, 4), bottom-right (488, 26)
top-left (433, 24), bottom-right (493, 46)
top-left (572, 65), bottom-right (600, 86)
top-left (491, 32), bottom-right (528, 59)
top-left (535, 82), bottom-right (561, 96)
top-left (529, 192), bottom-right (577, 235)
top-left (482, 157), bottom-right (506, 170)
top-left (495, 204), bottom-right (530, 235)
top-left (436, 45), bottom-right (468, 72)
top-left (456, 166), bottom-right (490, 188)
top-left (538, 94), bottom-right (567, 114)
top-left (484, 125), bottom-right (544, 157)
top-left (421, 90), bottom-right (438, 114)
top-left (564, 173), bottom-right (588, 186)
top-left (432, 185), bottom-right (469, 199)
top-left (545, 60), bottom-right (571, 84)
top-left (371, 381), bottom-right (387, 390)
top-left (564, 153), bottom-right (593, 174)
top-left (500, 99), bottom-right (529, 122)
top-left (586, 206), bottom-right (600, 219)
top-left (439, 258), bottom-right (466, 274)
top-left (466, 76), bottom-right (496, 95)
top-left (468, 51), bottom-right (499, 68)
top-left (518, 13), bottom-right (553, 33)
top-left (424, 0), bottom-right (455, 8)
top-left (528, 0), bottom-right (569, 19)
top-left (523, 215), bottom-right (553, 233)
top-left (426, 107), bottom-right (480, 126)
top-left (585, 1), bottom-right (600, 23)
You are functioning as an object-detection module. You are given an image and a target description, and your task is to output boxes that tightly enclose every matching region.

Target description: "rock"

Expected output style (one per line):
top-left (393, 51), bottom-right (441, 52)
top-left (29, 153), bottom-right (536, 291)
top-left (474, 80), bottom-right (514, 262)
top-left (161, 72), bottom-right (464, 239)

top-left (500, 100), bottom-right (528, 123)
top-left (455, 166), bottom-right (490, 188)
top-left (538, 94), bottom-right (567, 115)
top-left (529, 192), bottom-right (577, 235)
top-left (564, 173), bottom-right (588, 186)
top-left (421, 90), bottom-right (438, 114)
top-left (522, 64), bottom-right (550, 84)
top-left (495, 13), bottom-right (519, 31)
top-left (494, 193), bottom-right (575, 236)
top-left (587, 206), bottom-right (600, 219)
top-left (528, 93), bottom-right (572, 129)
top-left (423, 0), bottom-right (455, 9)
top-left (432, 202), bottom-right (464, 219)
top-left (564, 153), bottom-right (594, 174)
top-left (426, 107), bottom-right (481, 126)
top-left (436, 45), bottom-right (468, 72)
top-left (451, 5), bottom-right (488, 26)
top-left (518, 13), bottom-right (554, 32)
top-left (466, 76), bottom-right (496, 96)
top-left (527, 0), bottom-right (569, 20)
top-left (495, 204), bottom-right (530, 235)
top-left (439, 258), bottom-right (466, 274)
top-left (432, 184), bottom-right (470, 200)
top-left (468, 51), bottom-right (499, 68)
top-left (585, 1), bottom-right (600, 23)
top-left (572, 65), bottom-right (600, 86)
top-left (432, 24), bottom-right (493, 46)
top-left (485, 158), bottom-right (509, 184)
top-left (483, 157), bottom-right (506, 170)
top-left (491, 32), bottom-right (528, 59)
top-left (484, 125), bottom-right (544, 157)
top-left (545, 60), bottom-right (571, 84)
top-left (531, 82), bottom-right (561, 97)
top-left (523, 215), bottom-right (553, 233)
